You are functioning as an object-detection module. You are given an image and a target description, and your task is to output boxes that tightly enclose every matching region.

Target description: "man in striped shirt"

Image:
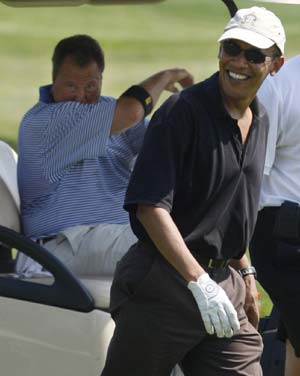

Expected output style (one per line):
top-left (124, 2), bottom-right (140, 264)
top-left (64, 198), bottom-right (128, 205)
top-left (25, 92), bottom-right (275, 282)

top-left (17, 34), bottom-right (193, 276)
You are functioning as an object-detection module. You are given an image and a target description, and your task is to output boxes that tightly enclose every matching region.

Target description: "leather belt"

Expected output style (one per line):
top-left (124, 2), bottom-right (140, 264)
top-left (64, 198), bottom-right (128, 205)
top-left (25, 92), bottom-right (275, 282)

top-left (140, 240), bottom-right (230, 270)
top-left (194, 254), bottom-right (230, 269)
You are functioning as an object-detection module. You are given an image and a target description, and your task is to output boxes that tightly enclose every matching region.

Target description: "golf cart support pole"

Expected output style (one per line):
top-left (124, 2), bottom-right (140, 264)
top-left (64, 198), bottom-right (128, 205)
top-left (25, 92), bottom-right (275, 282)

top-left (222, 0), bottom-right (238, 16)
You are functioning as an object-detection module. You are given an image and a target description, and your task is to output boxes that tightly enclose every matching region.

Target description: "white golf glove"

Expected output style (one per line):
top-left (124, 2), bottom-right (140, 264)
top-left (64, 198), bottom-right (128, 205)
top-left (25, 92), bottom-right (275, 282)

top-left (188, 273), bottom-right (240, 338)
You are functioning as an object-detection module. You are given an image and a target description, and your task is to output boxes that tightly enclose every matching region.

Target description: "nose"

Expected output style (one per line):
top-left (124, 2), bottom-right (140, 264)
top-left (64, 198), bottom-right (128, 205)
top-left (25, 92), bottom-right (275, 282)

top-left (74, 87), bottom-right (87, 103)
top-left (232, 51), bottom-right (249, 66)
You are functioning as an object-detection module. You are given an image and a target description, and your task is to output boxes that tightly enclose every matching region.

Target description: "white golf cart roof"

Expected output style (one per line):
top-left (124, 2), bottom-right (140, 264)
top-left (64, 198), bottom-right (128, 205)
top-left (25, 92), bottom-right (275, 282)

top-left (2, 0), bottom-right (300, 6)
top-left (1, 0), bottom-right (165, 6)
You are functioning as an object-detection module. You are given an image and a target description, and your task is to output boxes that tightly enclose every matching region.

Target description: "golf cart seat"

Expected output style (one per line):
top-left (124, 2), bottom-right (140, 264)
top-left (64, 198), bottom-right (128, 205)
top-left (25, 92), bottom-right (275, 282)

top-left (0, 141), bottom-right (113, 310)
top-left (0, 141), bottom-right (115, 376)
top-left (0, 141), bottom-right (20, 273)
top-left (22, 274), bottom-right (112, 309)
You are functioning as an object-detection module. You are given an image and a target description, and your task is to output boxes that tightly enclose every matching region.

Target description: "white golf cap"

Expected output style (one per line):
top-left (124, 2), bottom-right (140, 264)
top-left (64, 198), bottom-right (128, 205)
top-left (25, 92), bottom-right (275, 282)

top-left (218, 6), bottom-right (286, 54)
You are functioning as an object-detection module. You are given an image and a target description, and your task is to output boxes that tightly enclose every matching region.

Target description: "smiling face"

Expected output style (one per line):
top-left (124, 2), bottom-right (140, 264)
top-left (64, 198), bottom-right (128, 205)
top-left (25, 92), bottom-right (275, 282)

top-left (218, 39), bottom-right (283, 105)
top-left (52, 55), bottom-right (102, 104)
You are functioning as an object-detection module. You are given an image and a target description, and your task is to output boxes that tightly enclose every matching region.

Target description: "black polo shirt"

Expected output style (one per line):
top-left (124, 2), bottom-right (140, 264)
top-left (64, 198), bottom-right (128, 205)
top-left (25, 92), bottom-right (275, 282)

top-left (124, 72), bottom-right (269, 260)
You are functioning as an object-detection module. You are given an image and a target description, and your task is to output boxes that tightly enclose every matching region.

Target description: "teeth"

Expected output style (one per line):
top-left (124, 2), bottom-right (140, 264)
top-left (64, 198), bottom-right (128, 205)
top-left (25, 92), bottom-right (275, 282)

top-left (228, 71), bottom-right (248, 80)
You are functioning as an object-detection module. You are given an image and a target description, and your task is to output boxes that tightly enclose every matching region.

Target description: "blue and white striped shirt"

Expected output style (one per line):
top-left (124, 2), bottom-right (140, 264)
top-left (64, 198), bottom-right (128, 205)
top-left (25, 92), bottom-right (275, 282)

top-left (18, 85), bottom-right (148, 238)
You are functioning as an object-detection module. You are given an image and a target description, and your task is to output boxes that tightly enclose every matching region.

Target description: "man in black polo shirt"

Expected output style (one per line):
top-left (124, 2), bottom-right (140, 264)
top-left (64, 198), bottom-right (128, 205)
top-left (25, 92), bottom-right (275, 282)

top-left (102, 7), bottom-right (285, 376)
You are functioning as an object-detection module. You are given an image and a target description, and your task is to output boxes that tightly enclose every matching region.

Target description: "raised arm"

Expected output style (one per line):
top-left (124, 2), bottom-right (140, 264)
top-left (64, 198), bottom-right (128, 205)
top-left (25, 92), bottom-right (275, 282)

top-left (111, 68), bottom-right (194, 134)
top-left (136, 205), bottom-right (205, 282)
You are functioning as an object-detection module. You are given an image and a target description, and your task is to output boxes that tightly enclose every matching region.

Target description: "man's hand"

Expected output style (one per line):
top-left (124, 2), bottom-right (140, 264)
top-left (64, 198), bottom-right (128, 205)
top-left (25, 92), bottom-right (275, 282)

top-left (188, 273), bottom-right (240, 338)
top-left (113, 68), bottom-right (194, 134)
top-left (164, 68), bottom-right (194, 93)
top-left (243, 274), bottom-right (260, 329)
top-left (229, 256), bottom-right (260, 329)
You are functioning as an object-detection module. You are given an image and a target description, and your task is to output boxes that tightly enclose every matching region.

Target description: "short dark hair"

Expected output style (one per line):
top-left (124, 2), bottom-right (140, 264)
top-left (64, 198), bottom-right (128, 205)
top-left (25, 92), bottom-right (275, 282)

top-left (52, 34), bottom-right (105, 77)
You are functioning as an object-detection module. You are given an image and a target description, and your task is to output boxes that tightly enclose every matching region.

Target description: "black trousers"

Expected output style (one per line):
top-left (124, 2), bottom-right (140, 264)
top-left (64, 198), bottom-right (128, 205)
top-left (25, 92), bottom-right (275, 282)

top-left (102, 242), bottom-right (262, 376)
top-left (250, 206), bottom-right (300, 357)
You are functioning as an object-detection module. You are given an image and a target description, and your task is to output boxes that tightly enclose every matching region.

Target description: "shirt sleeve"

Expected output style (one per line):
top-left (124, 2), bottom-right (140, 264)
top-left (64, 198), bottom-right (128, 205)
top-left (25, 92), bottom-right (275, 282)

top-left (124, 95), bottom-right (192, 213)
top-left (42, 96), bottom-right (115, 181)
top-left (257, 77), bottom-right (282, 176)
top-left (122, 118), bottom-right (149, 156)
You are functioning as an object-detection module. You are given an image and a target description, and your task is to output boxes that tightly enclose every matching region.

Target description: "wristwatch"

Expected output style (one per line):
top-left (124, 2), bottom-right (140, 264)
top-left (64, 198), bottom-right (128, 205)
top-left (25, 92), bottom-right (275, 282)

top-left (238, 266), bottom-right (257, 279)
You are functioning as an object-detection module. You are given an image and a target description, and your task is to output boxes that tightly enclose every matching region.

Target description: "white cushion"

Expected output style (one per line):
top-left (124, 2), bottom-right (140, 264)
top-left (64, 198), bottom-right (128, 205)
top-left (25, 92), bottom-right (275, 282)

top-left (80, 275), bottom-right (112, 309)
top-left (0, 178), bottom-right (20, 232)
top-left (0, 141), bottom-right (19, 209)
top-left (21, 275), bottom-right (113, 310)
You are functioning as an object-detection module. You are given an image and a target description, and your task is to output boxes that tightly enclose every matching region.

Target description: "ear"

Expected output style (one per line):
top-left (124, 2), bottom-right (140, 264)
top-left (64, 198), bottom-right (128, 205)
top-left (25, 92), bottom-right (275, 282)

top-left (270, 56), bottom-right (285, 76)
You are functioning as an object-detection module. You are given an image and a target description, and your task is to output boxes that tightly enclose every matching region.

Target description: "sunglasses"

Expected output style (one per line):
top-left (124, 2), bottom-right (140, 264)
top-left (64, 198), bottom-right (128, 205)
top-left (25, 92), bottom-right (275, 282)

top-left (222, 40), bottom-right (271, 64)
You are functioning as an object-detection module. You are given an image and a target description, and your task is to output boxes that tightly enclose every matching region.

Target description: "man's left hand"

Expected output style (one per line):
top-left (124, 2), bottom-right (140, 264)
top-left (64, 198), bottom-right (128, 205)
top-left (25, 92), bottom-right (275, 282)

top-left (243, 274), bottom-right (260, 329)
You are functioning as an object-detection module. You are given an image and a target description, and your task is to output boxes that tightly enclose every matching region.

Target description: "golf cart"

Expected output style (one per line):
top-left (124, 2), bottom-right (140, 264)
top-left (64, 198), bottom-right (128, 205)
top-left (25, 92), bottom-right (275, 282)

top-left (0, 0), bottom-right (296, 375)
top-left (0, 146), bottom-right (115, 375)
top-left (0, 2), bottom-right (165, 376)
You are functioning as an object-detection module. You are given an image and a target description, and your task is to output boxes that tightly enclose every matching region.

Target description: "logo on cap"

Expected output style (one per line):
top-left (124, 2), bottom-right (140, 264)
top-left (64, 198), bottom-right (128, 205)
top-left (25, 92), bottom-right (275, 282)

top-left (241, 13), bottom-right (257, 26)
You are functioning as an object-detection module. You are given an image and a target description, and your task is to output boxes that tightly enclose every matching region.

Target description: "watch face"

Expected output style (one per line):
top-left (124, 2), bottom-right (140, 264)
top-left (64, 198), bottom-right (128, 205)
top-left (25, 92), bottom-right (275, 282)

top-left (239, 266), bottom-right (257, 278)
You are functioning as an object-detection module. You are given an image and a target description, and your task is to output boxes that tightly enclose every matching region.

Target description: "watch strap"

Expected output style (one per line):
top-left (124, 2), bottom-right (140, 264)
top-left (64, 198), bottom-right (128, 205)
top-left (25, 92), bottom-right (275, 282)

top-left (238, 266), bottom-right (257, 279)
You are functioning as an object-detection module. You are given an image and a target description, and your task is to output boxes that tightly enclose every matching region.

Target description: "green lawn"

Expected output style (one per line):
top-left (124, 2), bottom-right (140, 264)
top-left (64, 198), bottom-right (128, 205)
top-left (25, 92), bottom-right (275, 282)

top-left (1, 0), bottom-right (297, 316)
top-left (258, 281), bottom-right (273, 317)
top-left (1, 0), bottom-right (300, 149)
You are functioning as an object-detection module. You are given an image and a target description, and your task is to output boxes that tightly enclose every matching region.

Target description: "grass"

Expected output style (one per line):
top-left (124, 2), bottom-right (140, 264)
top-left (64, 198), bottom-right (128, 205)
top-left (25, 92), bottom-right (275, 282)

top-left (1, 0), bottom-right (297, 316)
top-left (258, 281), bottom-right (273, 317)
top-left (1, 0), bottom-right (300, 149)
